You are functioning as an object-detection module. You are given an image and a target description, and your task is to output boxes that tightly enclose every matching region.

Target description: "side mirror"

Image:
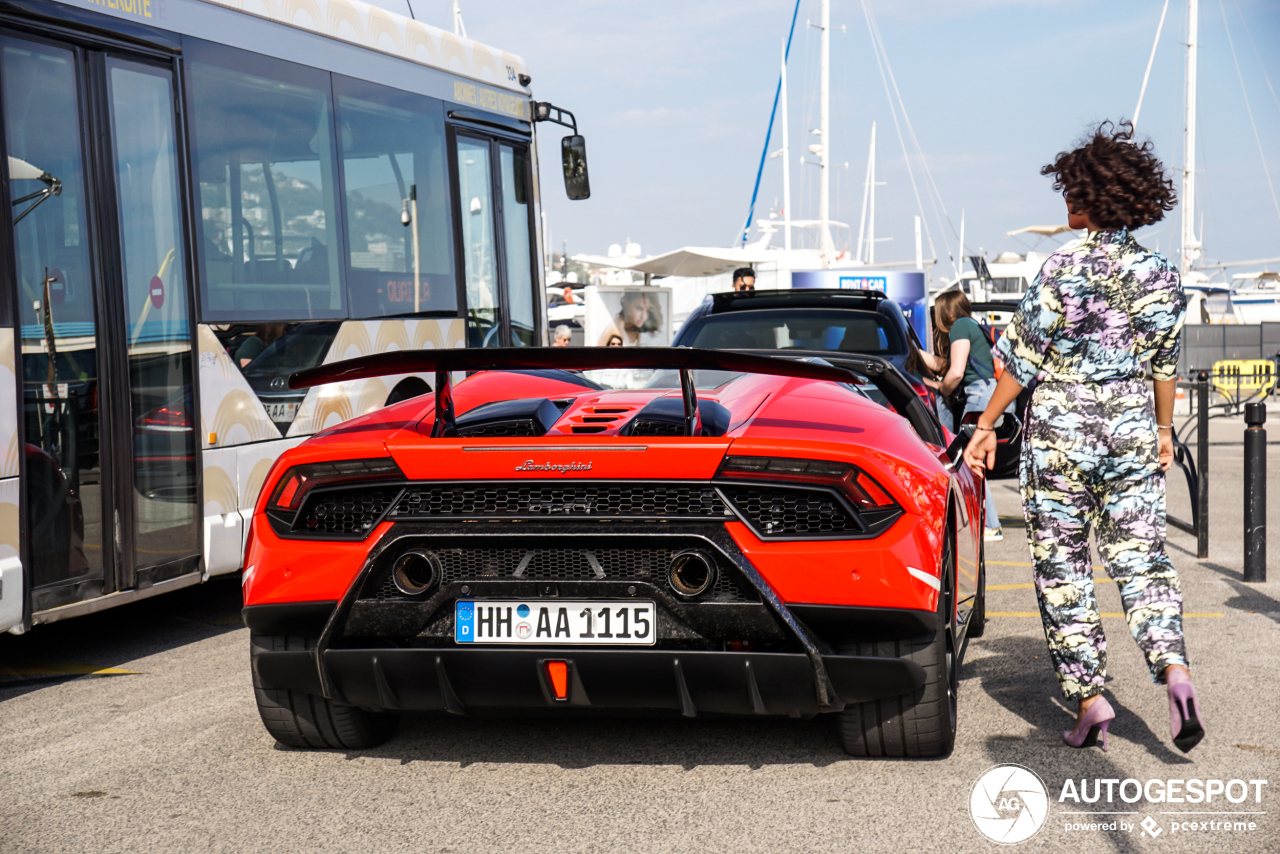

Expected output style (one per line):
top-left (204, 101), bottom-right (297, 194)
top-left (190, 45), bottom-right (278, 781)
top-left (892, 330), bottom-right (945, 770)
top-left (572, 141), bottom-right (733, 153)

top-left (561, 135), bottom-right (590, 200)
top-left (945, 424), bottom-right (975, 471)
top-left (959, 409), bottom-right (1022, 445)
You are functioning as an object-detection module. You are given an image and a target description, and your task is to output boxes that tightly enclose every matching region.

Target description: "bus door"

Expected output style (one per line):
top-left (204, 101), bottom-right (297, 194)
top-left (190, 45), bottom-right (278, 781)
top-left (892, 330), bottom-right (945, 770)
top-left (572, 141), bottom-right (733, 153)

top-left (0, 35), bottom-right (199, 613)
top-left (448, 123), bottom-right (539, 348)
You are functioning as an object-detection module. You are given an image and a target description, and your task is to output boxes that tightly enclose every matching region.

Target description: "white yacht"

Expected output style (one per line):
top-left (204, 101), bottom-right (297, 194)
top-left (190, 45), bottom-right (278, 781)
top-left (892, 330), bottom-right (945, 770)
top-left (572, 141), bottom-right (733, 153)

top-left (1225, 272), bottom-right (1280, 324)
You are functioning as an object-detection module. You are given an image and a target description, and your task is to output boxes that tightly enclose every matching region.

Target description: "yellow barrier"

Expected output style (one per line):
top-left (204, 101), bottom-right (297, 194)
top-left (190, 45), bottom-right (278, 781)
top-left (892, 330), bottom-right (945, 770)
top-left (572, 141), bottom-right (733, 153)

top-left (1212, 359), bottom-right (1276, 402)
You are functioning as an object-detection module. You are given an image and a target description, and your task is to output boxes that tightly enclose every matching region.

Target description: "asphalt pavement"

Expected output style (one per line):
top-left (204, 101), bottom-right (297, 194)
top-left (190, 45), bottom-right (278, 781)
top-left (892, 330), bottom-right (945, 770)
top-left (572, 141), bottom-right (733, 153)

top-left (1, 434), bottom-right (1277, 853)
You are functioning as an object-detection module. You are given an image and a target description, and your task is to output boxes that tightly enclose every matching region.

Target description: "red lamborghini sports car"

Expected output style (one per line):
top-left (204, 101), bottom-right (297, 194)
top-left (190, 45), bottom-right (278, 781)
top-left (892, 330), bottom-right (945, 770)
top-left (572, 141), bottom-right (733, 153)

top-left (242, 348), bottom-right (988, 757)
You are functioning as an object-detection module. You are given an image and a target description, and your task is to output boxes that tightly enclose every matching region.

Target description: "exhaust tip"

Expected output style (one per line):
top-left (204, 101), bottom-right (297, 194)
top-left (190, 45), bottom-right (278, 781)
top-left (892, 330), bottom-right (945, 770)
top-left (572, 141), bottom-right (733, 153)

top-left (667, 550), bottom-right (717, 598)
top-left (392, 550), bottom-right (442, 596)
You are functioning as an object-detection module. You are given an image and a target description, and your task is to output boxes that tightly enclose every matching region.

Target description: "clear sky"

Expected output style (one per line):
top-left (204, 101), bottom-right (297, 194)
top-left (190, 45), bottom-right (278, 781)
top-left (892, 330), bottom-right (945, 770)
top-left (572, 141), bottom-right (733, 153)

top-left (405, 0), bottom-right (1280, 280)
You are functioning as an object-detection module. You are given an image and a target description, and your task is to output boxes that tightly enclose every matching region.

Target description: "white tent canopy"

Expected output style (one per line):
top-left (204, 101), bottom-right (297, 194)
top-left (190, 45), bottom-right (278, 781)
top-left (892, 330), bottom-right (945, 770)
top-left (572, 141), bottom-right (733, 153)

top-left (574, 246), bottom-right (788, 278)
top-left (574, 246), bottom-right (925, 279)
top-left (1006, 224), bottom-right (1076, 237)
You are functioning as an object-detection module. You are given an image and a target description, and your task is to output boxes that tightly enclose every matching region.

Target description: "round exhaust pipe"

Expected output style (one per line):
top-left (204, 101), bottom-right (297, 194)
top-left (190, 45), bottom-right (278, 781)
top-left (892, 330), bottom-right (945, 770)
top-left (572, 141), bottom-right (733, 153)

top-left (667, 550), bottom-right (717, 598)
top-left (391, 550), bottom-right (442, 596)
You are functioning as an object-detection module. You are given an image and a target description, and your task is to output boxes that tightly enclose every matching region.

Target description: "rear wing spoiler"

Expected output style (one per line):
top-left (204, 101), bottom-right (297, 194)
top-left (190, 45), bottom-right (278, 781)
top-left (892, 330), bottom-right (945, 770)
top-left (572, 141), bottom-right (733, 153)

top-left (288, 346), bottom-right (866, 438)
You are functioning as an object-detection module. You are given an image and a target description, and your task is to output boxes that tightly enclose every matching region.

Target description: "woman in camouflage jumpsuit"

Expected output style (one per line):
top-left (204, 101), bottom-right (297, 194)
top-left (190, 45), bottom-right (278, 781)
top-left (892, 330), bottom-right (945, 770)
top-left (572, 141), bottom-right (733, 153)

top-left (964, 122), bottom-right (1205, 753)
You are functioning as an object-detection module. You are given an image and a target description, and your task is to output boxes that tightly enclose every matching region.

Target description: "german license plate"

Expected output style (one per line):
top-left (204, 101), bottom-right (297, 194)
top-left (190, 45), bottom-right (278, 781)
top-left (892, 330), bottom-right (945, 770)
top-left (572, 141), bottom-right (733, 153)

top-left (455, 600), bottom-right (655, 645)
top-left (265, 402), bottom-right (297, 422)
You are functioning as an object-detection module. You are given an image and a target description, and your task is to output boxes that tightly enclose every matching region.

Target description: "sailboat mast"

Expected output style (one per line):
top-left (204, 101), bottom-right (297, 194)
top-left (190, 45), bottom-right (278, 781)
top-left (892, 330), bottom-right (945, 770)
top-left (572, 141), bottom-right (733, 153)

top-left (856, 123), bottom-right (873, 263)
top-left (818, 0), bottom-right (835, 264)
top-left (781, 38), bottom-right (792, 252)
top-left (1181, 0), bottom-right (1199, 280)
top-left (452, 0), bottom-right (467, 37)
top-left (868, 123), bottom-right (877, 264)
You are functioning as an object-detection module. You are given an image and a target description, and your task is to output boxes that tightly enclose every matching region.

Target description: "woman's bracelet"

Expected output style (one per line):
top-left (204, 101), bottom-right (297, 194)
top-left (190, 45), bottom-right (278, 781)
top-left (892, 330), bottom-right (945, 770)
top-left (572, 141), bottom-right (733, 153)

top-left (973, 425), bottom-right (995, 433)
top-left (1157, 424), bottom-right (1173, 430)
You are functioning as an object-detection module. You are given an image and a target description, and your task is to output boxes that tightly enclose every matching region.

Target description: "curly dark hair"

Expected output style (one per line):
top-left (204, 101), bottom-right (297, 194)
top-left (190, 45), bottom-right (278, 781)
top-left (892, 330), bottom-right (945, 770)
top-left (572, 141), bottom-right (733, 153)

top-left (1041, 120), bottom-right (1176, 229)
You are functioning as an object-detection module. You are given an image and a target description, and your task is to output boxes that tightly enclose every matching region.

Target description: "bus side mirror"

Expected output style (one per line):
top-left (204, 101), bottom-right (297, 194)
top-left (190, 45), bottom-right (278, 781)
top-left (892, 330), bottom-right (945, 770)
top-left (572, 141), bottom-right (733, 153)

top-left (561, 135), bottom-right (590, 200)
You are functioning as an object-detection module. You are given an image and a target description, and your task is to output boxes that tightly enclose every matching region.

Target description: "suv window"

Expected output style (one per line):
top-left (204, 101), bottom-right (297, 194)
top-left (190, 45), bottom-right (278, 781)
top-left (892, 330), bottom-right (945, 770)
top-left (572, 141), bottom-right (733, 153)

top-left (682, 309), bottom-right (904, 354)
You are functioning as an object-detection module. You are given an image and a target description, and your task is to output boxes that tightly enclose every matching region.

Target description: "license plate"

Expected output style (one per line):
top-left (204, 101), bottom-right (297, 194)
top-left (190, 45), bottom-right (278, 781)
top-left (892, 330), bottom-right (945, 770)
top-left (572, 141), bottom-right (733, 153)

top-left (265, 402), bottom-right (297, 422)
top-left (455, 600), bottom-right (655, 645)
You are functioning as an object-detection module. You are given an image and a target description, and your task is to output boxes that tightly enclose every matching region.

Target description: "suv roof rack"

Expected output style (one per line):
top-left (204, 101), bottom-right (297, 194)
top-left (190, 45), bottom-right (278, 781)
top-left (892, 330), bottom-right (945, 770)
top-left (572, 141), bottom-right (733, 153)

top-left (710, 288), bottom-right (887, 312)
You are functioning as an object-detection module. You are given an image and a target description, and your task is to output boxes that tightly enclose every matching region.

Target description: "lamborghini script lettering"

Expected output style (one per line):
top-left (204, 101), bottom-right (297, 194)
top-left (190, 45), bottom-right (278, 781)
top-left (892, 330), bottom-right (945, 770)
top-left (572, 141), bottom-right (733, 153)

top-left (514, 460), bottom-right (592, 473)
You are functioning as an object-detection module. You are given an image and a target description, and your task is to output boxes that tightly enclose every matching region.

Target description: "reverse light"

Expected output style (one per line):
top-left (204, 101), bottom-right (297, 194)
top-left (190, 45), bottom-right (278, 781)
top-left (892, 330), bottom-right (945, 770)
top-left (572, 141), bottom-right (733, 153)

top-left (717, 455), bottom-right (898, 511)
top-left (267, 458), bottom-right (403, 512)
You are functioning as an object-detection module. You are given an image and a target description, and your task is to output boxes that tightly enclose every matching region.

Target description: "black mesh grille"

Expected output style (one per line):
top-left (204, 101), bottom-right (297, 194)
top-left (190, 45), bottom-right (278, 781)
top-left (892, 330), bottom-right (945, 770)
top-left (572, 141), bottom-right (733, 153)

top-left (719, 485), bottom-right (859, 537)
top-left (456, 420), bottom-right (538, 438)
top-left (628, 419), bottom-right (684, 437)
top-left (389, 484), bottom-right (732, 520)
top-left (370, 546), bottom-right (755, 602)
top-left (297, 489), bottom-right (398, 536)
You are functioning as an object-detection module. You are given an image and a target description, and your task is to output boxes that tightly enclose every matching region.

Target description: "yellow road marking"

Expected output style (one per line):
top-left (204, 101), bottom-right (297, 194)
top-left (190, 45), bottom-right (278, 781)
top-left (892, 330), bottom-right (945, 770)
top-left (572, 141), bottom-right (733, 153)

top-left (0, 660), bottom-right (139, 678)
top-left (988, 560), bottom-right (1105, 570)
top-left (987, 612), bottom-right (1223, 618)
top-left (989, 577), bottom-right (1116, 591)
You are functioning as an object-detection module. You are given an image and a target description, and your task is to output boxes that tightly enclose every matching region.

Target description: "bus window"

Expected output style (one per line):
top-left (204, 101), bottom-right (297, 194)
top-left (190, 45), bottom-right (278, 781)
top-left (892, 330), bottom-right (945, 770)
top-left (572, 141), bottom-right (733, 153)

top-left (186, 42), bottom-right (344, 321)
top-left (498, 144), bottom-right (536, 346)
top-left (334, 77), bottom-right (456, 319)
top-left (455, 137), bottom-right (498, 347)
top-left (106, 58), bottom-right (199, 566)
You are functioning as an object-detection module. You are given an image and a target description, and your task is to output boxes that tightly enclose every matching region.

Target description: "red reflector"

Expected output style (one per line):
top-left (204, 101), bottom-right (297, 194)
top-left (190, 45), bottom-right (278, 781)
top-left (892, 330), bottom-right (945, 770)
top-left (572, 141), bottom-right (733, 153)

top-left (546, 661), bottom-right (569, 700)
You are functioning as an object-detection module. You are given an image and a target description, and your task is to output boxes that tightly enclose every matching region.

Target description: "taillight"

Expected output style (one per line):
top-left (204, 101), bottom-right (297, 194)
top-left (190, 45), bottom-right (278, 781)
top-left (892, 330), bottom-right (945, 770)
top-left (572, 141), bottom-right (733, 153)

top-left (267, 458), bottom-right (403, 512)
top-left (136, 405), bottom-right (193, 433)
top-left (908, 377), bottom-right (934, 408)
top-left (716, 455), bottom-right (898, 511)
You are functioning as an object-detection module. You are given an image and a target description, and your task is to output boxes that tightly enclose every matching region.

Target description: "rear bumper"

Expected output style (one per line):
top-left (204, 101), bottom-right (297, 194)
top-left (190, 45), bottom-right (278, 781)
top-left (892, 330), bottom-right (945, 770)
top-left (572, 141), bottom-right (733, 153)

top-left (253, 646), bottom-right (926, 717)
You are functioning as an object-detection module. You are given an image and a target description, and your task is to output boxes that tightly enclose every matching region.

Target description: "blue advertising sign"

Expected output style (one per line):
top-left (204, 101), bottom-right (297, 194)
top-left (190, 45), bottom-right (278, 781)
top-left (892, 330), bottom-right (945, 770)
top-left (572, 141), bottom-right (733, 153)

top-left (790, 270), bottom-right (929, 344)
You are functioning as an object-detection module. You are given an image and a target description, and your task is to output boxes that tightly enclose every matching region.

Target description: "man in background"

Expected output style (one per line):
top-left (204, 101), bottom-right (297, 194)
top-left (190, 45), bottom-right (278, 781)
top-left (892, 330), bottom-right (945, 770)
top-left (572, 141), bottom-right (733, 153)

top-left (732, 267), bottom-right (755, 292)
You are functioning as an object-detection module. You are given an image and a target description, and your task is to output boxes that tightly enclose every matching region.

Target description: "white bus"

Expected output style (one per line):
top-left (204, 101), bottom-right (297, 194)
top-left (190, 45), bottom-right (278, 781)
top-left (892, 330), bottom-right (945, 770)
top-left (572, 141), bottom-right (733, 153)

top-left (0, 0), bottom-right (589, 633)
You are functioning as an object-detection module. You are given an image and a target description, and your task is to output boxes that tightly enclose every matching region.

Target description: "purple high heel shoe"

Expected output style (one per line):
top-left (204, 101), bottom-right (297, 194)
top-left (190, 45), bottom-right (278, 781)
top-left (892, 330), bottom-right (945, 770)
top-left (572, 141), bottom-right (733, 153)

top-left (1166, 668), bottom-right (1205, 753)
top-left (1062, 696), bottom-right (1115, 751)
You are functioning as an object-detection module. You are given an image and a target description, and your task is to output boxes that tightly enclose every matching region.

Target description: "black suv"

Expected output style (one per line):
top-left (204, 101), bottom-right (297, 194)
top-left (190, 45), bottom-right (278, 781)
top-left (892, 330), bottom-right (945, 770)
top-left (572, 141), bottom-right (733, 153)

top-left (672, 288), bottom-right (934, 402)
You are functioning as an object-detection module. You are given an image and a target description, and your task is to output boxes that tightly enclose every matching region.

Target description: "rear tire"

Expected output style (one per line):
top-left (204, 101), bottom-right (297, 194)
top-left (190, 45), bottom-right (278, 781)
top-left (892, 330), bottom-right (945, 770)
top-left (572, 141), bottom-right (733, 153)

top-left (251, 634), bottom-right (400, 749)
top-left (836, 526), bottom-right (958, 758)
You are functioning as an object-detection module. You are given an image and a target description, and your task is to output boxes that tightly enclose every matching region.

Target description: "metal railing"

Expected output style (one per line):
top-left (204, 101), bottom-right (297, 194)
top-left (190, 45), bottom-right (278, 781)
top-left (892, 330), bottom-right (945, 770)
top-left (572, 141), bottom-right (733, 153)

top-left (1169, 372), bottom-right (1209, 558)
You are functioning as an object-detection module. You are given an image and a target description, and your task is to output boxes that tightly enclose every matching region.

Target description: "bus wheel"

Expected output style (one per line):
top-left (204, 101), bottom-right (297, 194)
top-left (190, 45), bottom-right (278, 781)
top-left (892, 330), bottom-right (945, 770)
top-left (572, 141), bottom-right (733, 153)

top-left (385, 377), bottom-right (431, 406)
top-left (251, 634), bottom-right (399, 750)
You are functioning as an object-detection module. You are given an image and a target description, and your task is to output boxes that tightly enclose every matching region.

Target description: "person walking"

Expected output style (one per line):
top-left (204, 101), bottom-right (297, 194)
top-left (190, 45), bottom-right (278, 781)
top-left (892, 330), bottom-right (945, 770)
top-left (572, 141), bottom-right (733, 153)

top-left (964, 121), bottom-right (1203, 754)
top-left (918, 290), bottom-right (1004, 541)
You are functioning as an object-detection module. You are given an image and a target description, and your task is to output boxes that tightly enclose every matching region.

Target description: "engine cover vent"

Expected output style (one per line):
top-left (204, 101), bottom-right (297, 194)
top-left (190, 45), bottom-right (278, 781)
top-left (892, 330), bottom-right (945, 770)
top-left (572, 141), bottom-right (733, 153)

top-left (454, 398), bottom-right (562, 438)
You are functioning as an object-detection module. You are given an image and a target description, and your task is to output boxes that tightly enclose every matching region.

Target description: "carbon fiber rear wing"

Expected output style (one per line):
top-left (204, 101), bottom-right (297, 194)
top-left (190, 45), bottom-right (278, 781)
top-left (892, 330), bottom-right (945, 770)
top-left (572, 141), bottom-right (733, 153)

top-left (288, 346), bottom-right (868, 438)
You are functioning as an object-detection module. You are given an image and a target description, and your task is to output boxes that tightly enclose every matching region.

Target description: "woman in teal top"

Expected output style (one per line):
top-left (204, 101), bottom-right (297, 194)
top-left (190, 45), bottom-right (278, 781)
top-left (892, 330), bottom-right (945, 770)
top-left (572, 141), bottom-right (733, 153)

top-left (918, 289), bottom-right (1004, 541)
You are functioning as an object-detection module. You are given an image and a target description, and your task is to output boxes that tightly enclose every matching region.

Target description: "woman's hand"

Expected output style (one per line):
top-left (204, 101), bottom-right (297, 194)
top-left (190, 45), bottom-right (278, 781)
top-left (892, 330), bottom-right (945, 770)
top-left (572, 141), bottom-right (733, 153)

top-left (1159, 429), bottom-right (1174, 472)
top-left (923, 377), bottom-right (941, 390)
top-left (963, 428), bottom-right (998, 476)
